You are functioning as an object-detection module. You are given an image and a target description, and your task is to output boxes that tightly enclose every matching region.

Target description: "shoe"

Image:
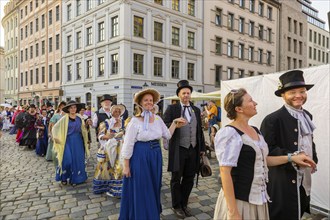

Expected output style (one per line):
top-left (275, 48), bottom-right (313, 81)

top-left (182, 207), bottom-right (193, 217)
top-left (172, 208), bottom-right (185, 219)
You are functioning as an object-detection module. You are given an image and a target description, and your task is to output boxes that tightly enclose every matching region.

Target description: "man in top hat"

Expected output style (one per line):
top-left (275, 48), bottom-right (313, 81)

top-left (46, 102), bottom-right (55, 119)
top-left (92, 94), bottom-right (112, 141)
top-left (163, 80), bottom-right (206, 219)
top-left (260, 70), bottom-right (318, 220)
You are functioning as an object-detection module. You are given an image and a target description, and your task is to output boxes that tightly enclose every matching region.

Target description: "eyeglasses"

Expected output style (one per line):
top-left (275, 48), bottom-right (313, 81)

top-left (230, 89), bottom-right (239, 106)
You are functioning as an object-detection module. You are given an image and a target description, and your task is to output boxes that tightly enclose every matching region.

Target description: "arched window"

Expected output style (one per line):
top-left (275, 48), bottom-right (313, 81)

top-left (86, 92), bottom-right (92, 106)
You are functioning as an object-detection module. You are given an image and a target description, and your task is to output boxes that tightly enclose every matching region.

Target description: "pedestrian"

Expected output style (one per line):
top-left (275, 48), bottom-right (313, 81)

top-left (214, 88), bottom-right (316, 220)
top-left (163, 80), bottom-right (206, 219)
top-left (35, 109), bottom-right (50, 157)
top-left (260, 70), bottom-right (318, 220)
top-left (204, 100), bottom-right (218, 135)
top-left (91, 94), bottom-right (112, 142)
top-left (1, 107), bottom-right (12, 131)
top-left (93, 104), bottom-right (125, 196)
top-left (52, 100), bottom-right (90, 186)
top-left (46, 102), bottom-right (55, 118)
top-left (19, 104), bottom-right (38, 149)
top-left (79, 105), bottom-right (91, 149)
top-left (45, 101), bottom-right (66, 162)
top-left (119, 88), bottom-right (186, 220)
top-left (84, 105), bottom-right (92, 118)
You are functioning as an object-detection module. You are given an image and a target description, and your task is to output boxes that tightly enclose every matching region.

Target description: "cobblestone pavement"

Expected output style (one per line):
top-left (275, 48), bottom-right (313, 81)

top-left (0, 131), bottom-right (327, 220)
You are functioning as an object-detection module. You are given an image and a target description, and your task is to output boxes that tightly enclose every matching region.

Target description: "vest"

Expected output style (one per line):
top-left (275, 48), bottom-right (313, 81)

top-left (179, 108), bottom-right (197, 148)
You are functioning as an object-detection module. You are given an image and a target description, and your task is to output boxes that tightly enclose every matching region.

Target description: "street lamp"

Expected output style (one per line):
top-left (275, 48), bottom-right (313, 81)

top-left (142, 82), bottom-right (149, 89)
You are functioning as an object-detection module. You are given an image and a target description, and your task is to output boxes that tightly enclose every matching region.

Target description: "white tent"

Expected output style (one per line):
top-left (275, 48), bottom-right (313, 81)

top-left (221, 64), bottom-right (330, 215)
top-left (164, 91), bottom-right (217, 101)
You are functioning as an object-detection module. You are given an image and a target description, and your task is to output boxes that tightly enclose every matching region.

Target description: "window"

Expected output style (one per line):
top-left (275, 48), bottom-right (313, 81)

top-left (294, 20), bottom-right (297, 34)
top-left (155, 0), bottom-right (163, 5)
top-left (215, 37), bottom-right (222, 55)
top-left (42, 40), bottom-right (45, 55)
top-left (98, 0), bottom-right (105, 5)
top-left (98, 57), bottom-right (104, 76)
top-left (154, 57), bottom-right (163, 77)
top-left (171, 60), bottom-right (180, 79)
top-left (187, 63), bottom-right (194, 80)
top-left (30, 70), bottom-right (33, 85)
top-left (249, 0), bottom-right (255, 12)
top-left (56, 63), bottom-right (60, 81)
top-left (215, 8), bottom-right (222, 26)
top-left (25, 48), bottom-right (28, 60)
top-left (41, 67), bottom-right (45, 83)
top-left (20, 9), bottom-right (23, 19)
top-left (314, 31), bottom-right (317, 43)
top-left (29, 46), bottom-right (33, 59)
top-left (318, 50), bottom-right (321, 61)
top-left (267, 28), bottom-right (272, 42)
top-left (134, 16), bottom-right (144, 37)
top-left (293, 39), bottom-right (297, 53)
top-left (77, 0), bottom-right (82, 16)
top-left (67, 4), bottom-right (72, 21)
top-left (249, 71), bottom-right (254, 76)
top-left (322, 36), bottom-right (325, 47)
top-left (56, 6), bottom-right (60, 21)
top-left (49, 10), bottom-right (52, 25)
top-left (30, 1), bottom-right (33, 11)
top-left (49, 65), bottom-right (53, 82)
top-left (76, 62), bottom-right (81, 80)
top-left (238, 43), bottom-right (244, 60)
top-left (86, 60), bottom-right (93, 78)
top-left (258, 2), bottom-right (264, 16)
top-left (76, 32), bottom-right (81, 49)
top-left (86, 0), bottom-right (92, 11)
top-left (20, 50), bottom-right (23, 62)
top-left (299, 22), bottom-right (303, 36)
top-left (133, 54), bottom-right (144, 75)
top-left (154, 22), bottom-right (163, 42)
top-left (318, 33), bottom-right (321, 45)
top-left (56, 34), bottom-right (60, 50)
top-left (87, 27), bottom-right (92, 45)
top-left (258, 49), bottom-right (263, 64)
top-left (111, 54), bottom-right (118, 74)
top-left (239, 17), bottom-right (244, 33)
top-left (288, 37), bottom-right (291, 51)
top-left (36, 0), bottom-right (38, 8)
top-left (25, 25), bottom-right (28, 38)
top-left (266, 51), bottom-right (271, 65)
top-left (309, 46), bottom-right (312, 59)
top-left (288, 17), bottom-right (291, 32)
top-left (35, 18), bottom-right (39, 32)
top-left (258, 25), bottom-right (263, 40)
top-left (322, 51), bottom-right (325, 63)
top-left (49, 37), bottom-right (52, 52)
top-left (25, 71), bottom-right (28, 86)
top-left (293, 58), bottom-right (297, 68)
top-left (239, 0), bottom-right (245, 8)
top-left (309, 29), bottom-right (312, 42)
top-left (112, 16), bottom-right (119, 37)
top-left (267, 7), bottom-right (272, 20)
top-left (41, 14), bottom-right (45, 29)
top-left (228, 13), bottom-right (234, 31)
top-left (20, 72), bottom-right (23, 86)
top-left (36, 68), bottom-right (39, 84)
top-left (215, 65), bottom-right (222, 87)
top-left (188, 0), bottom-right (195, 16)
top-left (249, 21), bottom-right (254, 37)
top-left (313, 48), bottom-right (316, 60)
top-left (299, 60), bottom-right (302, 68)
top-left (67, 35), bottom-right (72, 52)
top-left (172, 27), bottom-right (180, 46)
top-left (67, 65), bottom-right (72, 81)
top-left (187, 31), bottom-right (195, 49)
top-left (227, 40), bottom-right (233, 57)
top-left (25, 6), bottom-right (27, 16)
top-left (238, 69), bottom-right (244, 78)
top-left (172, 0), bottom-right (180, 11)
top-left (36, 43), bottom-right (39, 56)
top-left (98, 22), bottom-right (105, 42)
top-left (20, 28), bottom-right (23, 40)
top-left (227, 68), bottom-right (233, 80)
top-left (30, 21), bottom-right (33, 35)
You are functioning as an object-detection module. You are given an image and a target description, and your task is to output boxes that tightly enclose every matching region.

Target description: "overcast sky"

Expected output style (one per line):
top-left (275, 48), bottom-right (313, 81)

top-left (0, 0), bottom-right (329, 47)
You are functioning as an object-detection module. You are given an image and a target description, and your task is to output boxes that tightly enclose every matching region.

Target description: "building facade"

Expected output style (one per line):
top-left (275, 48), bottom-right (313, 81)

top-left (61, 0), bottom-right (203, 113)
top-left (2, 0), bottom-right (19, 105)
top-left (0, 47), bottom-right (5, 103)
top-left (17, 0), bottom-right (62, 107)
top-left (203, 0), bottom-right (280, 92)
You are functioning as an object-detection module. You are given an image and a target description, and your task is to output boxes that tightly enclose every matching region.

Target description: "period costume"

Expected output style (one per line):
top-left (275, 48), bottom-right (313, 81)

top-left (214, 126), bottom-right (270, 220)
top-left (45, 113), bottom-right (64, 162)
top-left (260, 70), bottom-right (318, 220)
top-left (19, 110), bottom-right (37, 148)
top-left (92, 94), bottom-right (112, 141)
top-left (35, 115), bottom-right (50, 156)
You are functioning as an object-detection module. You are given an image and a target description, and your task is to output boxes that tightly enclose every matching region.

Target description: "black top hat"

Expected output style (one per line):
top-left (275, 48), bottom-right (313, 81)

top-left (176, 80), bottom-right (193, 95)
top-left (46, 102), bottom-right (53, 107)
top-left (100, 94), bottom-right (112, 103)
top-left (62, 100), bottom-right (85, 113)
top-left (275, 70), bottom-right (314, 97)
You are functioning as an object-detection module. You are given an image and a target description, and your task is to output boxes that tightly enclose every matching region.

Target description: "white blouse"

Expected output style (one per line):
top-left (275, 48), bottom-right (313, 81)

top-left (121, 115), bottom-right (171, 159)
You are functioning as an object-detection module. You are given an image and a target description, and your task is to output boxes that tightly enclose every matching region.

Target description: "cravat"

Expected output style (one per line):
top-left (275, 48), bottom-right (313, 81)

top-left (182, 106), bottom-right (191, 123)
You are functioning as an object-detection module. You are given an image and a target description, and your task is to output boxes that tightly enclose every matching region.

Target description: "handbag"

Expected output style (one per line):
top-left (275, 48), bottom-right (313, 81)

top-left (200, 155), bottom-right (212, 177)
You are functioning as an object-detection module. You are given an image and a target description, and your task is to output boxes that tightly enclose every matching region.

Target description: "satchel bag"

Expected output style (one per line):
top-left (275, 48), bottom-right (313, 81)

top-left (200, 155), bottom-right (212, 177)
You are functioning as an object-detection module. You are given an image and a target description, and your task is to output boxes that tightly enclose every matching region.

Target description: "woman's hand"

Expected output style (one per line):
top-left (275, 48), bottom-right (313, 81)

top-left (292, 153), bottom-right (317, 170)
top-left (227, 210), bottom-right (242, 220)
top-left (122, 166), bottom-right (131, 178)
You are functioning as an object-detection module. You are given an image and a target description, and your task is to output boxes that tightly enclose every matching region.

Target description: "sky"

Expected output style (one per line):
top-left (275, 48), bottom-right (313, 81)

top-left (0, 0), bottom-right (329, 47)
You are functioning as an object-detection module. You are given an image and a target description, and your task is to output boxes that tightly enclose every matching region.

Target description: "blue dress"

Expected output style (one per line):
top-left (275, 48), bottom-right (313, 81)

top-left (55, 117), bottom-right (87, 184)
top-left (35, 121), bottom-right (48, 156)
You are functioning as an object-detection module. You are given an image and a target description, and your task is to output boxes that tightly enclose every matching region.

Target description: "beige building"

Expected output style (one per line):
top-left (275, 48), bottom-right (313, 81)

top-left (1, 0), bottom-right (19, 105)
top-left (278, 0), bottom-right (308, 71)
top-left (17, 0), bottom-right (62, 107)
top-left (307, 24), bottom-right (330, 66)
top-left (0, 47), bottom-right (5, 103)
top-left (204, 0), bottom-right (280, 92)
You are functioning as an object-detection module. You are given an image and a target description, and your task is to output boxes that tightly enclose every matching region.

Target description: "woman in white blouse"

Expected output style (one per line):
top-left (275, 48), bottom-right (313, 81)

top-left (119, 88), bottom-right (186, 220)
top-left (213, 88), bottom-right (316, 220)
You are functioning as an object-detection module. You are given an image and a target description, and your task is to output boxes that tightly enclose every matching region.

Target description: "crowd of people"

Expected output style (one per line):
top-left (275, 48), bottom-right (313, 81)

top-left (0, 70), bottom-right (319, 220)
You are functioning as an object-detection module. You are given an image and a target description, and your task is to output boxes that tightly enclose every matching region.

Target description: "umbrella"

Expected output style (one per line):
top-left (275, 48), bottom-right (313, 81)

top-left (164, 91), bottom-right (217, 101)
top-left (0, 103), bottom-right (13, 108)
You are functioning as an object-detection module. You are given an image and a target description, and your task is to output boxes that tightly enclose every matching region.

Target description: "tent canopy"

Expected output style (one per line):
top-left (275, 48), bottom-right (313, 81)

top-left (164, 91), bottom-right (217, 101)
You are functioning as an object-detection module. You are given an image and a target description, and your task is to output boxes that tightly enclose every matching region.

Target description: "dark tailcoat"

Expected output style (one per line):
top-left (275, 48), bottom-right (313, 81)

top-left (260, 106), bottom-right (318, 220)
top-left (163, 102), bottom-right (205, 173)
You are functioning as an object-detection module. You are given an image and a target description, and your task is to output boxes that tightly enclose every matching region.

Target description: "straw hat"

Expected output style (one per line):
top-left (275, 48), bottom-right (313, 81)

top-left (134, 88), bottom-right (160, 105)
top-left (110, 104), bottom-right (125, 117)
top-left (62, 100), bottom-right (85, 113)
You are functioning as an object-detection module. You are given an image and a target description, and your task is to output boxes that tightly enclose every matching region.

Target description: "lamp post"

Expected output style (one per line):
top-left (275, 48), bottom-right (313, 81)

top-left (142, 82), bottom-right (149, 89)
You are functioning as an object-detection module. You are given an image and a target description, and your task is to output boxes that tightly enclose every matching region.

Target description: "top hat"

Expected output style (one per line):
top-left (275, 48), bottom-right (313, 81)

top-left (100, 94), bottom-right (113, 103)
top-left (275, 70), bottom-right (314, 97)
top-left (134, 88), bottom-right (160, 105)
top-left (62, 100), bottom-right (85, 113)
top-left (176, 80), bottom-right (193, 95)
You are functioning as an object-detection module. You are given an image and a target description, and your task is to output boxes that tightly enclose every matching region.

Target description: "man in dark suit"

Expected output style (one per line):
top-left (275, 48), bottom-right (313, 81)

top-left (260, 70), bottom-right (318, 220)
top-left (163, 80), bottom-right (205, 219)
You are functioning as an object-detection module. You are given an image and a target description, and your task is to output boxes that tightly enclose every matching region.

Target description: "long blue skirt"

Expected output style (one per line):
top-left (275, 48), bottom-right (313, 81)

top-left (55, 132), bottom-right (87, 184)
top-left (119, 140), bottom-right (162, 220)
top-left (36, 128), bottom-right (48, 156)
